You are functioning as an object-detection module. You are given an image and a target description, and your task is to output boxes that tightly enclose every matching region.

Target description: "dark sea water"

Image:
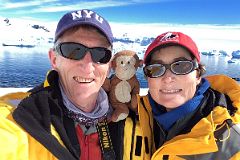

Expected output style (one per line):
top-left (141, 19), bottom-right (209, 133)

top-left (0, 47), bottom-right (239, 88)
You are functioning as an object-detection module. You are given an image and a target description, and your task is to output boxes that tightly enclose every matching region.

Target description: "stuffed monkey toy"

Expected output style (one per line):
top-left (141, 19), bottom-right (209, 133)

top-left (103, 50), bottom-right (143, 122)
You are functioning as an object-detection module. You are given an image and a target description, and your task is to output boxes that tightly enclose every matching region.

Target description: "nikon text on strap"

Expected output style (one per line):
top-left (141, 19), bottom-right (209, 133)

top-left (96, 119), bottom-right (116, 160)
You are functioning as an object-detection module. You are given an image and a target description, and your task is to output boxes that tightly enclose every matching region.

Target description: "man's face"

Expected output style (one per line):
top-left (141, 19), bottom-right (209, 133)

top-left (148, 46), bottom-right (201, 111)
top-left (49, 27), bottom-right (111, 111)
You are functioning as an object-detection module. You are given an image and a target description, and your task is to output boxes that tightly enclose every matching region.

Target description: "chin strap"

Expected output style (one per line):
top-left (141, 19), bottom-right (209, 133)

top-left (96, 119), bottom-right (116, 160)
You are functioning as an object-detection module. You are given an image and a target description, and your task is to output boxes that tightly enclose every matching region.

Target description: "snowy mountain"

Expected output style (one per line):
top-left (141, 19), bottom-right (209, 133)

top-left (0, 17), bottom-right (240, 60)
top-left (0, 17), bottom-right (55, 47)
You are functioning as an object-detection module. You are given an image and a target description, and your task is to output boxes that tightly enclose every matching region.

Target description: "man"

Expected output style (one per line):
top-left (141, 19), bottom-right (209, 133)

top-left (0, 9), bottom-right (149, 160)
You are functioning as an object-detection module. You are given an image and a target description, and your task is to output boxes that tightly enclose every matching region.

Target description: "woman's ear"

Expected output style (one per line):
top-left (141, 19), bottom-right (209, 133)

top-left (196, 74), bottom-right (202, 85)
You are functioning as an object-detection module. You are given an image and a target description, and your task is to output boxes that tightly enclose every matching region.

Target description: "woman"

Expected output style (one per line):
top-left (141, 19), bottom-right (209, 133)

top-left (138, 31), bottom-right (240, 160)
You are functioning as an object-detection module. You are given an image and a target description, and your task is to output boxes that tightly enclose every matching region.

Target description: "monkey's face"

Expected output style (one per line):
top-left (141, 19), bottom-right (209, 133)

top-left (115, 55), bottom-right (137, 80)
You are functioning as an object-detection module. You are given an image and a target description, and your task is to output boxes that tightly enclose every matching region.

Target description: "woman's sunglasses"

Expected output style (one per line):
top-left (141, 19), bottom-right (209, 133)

top-left (55, 42), bottom-right (112, 64)
top-left (143, 60), bottom-right (199, 78)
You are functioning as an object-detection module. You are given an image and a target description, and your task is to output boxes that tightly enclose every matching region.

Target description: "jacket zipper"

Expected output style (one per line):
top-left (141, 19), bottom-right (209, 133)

top-left (130, 115), bottom-right (136, 160)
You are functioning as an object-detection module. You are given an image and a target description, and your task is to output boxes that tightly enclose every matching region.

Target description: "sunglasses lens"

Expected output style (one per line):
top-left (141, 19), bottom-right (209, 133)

top-left (171, 61), bottom-right (193, 74)
top-left (59, 43), bottom-right (85, 60)
top-left (144, 64), bottom-right (165, 78)
top-left (144, 60), bottom-right (196, 78)
top-left (58, 43), bottom-right (111, 64)
top-left (91, 48), bottom-right (112, 64)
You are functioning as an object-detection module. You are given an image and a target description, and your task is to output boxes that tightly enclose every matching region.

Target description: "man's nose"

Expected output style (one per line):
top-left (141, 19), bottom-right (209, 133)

top-left (80, 52), bottom-right (95, 72)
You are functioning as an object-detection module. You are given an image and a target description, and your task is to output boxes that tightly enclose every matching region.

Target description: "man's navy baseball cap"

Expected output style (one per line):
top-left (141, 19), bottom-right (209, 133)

top-left (54, 9), bottom-right (113, 45)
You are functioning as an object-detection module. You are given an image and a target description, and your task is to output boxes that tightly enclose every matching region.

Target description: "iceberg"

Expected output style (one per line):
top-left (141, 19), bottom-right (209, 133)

top-left (232, 50), bottom-right (240, 59)
top-left (227, 59), bottom-right (237, 63)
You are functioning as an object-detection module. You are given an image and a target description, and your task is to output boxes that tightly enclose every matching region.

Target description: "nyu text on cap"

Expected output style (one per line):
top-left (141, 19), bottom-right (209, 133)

top-left (55, 9), bottom-right (113, 45)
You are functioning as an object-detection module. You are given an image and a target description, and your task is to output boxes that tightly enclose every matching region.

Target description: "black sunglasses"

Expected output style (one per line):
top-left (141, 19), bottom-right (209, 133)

top-left (143, 60), bottom-right (198, 78)
top-left (55, 42), bottom-right (112, 64)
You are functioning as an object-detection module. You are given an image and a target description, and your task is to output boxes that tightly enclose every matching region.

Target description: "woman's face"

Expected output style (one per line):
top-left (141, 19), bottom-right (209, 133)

top-left (147, 46), bottom-right (201, 111)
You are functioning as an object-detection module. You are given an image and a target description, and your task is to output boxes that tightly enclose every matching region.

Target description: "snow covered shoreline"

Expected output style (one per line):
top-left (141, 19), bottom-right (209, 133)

top-left (0, 88), bottom-right (30, 96)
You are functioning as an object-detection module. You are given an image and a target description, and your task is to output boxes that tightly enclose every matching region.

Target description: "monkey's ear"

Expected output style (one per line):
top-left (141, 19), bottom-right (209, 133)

top-left (139, 60), bottom-right (144, 68)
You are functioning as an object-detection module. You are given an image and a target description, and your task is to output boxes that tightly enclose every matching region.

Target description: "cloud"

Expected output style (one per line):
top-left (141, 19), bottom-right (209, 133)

top-left (30, 1), bottom-right (130, 13)
top-left (0, 0), bottom-right (160, 14)
top-left (0, 0), bottom-right (58, 9)
top-left (0, 0), bottom-right (135, 20)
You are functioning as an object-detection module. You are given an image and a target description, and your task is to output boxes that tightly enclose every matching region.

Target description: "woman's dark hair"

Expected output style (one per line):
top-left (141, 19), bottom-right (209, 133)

top-left (197, 63), bottom-right (206, 77)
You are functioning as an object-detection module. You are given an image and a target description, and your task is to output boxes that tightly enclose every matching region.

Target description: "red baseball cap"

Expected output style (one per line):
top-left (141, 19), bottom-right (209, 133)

top-left (144, 31), bottom-right (200, 64)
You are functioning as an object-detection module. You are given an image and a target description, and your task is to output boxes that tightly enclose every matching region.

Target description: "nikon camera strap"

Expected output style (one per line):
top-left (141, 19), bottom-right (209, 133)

top-left (96, 119), bottom-right (116, 160)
